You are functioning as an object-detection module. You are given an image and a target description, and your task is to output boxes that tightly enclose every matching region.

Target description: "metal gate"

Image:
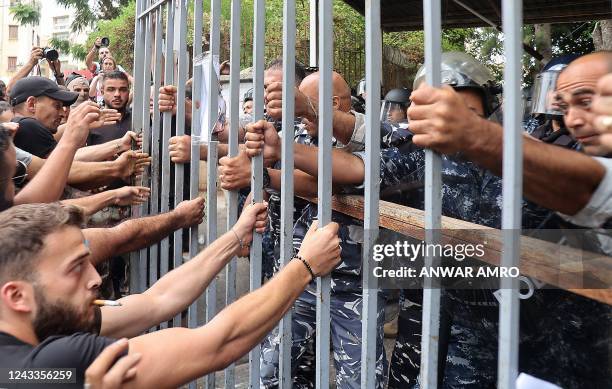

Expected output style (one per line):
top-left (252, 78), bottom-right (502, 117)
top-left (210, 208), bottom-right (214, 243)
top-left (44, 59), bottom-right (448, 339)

top-left (132, 0), bottom-right (528, 388)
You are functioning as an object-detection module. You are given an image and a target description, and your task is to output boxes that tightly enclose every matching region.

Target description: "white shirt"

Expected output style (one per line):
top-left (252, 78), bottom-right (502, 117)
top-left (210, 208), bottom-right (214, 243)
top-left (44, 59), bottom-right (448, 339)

top-left (560, 157), bottom-right (612, 227)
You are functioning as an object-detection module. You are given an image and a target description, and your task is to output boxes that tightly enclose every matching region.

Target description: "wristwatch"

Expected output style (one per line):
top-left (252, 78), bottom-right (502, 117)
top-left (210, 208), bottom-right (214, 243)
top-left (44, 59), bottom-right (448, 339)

top-left (262, 167), bottom-right (271, 189)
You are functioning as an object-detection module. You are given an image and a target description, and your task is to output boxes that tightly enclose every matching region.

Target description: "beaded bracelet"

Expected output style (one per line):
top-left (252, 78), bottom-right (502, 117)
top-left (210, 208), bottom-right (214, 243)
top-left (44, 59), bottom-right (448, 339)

top-left (294, 254), bottom-right (316, 281)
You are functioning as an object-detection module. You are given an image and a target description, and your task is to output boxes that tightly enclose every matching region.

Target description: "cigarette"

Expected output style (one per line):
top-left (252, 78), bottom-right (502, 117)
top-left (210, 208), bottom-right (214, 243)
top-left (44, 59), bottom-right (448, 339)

top-left (93, 299), bottom-right (122, 307)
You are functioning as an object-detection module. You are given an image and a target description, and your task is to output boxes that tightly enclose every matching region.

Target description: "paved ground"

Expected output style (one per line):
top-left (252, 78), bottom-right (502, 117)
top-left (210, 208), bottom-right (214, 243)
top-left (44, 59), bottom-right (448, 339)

top-left (184, 190), bottom-right (399, 388)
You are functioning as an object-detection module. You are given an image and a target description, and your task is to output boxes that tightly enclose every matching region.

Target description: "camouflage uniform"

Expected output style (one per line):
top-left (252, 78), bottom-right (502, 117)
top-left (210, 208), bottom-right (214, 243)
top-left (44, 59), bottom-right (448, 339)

top-left (377, 132), bottom-right (611, 388)
top-left (260, 124), bottom-right (388, 389)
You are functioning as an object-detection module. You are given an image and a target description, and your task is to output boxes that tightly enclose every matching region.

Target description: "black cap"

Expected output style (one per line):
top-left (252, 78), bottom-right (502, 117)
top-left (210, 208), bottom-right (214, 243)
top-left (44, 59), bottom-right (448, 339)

top-left (9, 76), bottom-right (78, 107)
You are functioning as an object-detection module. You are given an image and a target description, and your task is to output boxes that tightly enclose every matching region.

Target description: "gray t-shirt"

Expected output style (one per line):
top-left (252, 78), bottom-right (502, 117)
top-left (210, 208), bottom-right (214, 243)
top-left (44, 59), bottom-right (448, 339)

top-left (15, 147), bottom-right (32, 167)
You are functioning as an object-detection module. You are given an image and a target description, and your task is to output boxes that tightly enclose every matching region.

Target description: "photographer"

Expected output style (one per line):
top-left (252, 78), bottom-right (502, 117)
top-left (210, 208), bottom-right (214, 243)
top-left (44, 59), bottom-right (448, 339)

top-left (6, 47), bottom-right (64, 94)
top-left (86, 37), bottom-right (130, 79)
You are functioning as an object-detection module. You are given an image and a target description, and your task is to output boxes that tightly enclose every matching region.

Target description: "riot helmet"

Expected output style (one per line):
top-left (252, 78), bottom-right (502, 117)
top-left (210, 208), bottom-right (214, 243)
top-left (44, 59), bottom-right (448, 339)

top-left (531, 55), bottom-right (579, 119)
top-left (356, 78), bottom-right (366, 99)
top-left (413, 51), bottom-right (501, 117)
top-left (381, 87), bottom-right (411, 125)
top-left (243, 88), bottom-right (253, 102)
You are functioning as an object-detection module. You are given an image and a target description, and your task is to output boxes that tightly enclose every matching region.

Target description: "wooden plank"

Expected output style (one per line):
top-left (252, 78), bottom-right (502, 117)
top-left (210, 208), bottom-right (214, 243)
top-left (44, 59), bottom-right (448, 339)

top-left (302, 195), bottom-right (612, 305)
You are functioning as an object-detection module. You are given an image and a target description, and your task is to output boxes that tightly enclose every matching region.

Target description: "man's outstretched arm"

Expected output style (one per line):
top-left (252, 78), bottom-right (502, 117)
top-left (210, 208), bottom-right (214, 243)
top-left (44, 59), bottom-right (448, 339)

top-left (100, 202), bottom-right (268, 339)
top-left (122, 221), bottom-right (341, 389)
top-left (407, 84), bottom-right (604, 216)
top-left (244, 120), bottom-right (366, 185)
top-left (14, 103), bottom-right (102, 205)
top-left (83, 197), bottom-right (205, 266)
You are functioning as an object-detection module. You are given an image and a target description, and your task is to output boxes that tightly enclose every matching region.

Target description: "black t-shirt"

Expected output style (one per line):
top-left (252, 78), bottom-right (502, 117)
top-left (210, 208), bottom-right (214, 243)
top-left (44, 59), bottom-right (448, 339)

top-left (12, 117), bottom-right (58, 159)
top-left (0, 331), bottom-right (116, 388)
top-left (87, 109), bottom-right (132, 146)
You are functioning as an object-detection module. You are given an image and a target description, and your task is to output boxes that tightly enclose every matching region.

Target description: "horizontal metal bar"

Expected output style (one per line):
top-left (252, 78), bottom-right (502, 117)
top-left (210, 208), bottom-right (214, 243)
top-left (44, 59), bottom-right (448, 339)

top-left (137, 0), bottom-right (170, 20)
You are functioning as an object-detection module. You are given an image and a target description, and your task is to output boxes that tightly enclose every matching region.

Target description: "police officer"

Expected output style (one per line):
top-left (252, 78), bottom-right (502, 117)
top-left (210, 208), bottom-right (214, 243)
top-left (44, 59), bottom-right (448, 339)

top-left (254, 70), bottom-right (388, 389)
top-left (529, 56), bottom-right (581, 150)
top-left (381, 88), bottom-right (411, 126)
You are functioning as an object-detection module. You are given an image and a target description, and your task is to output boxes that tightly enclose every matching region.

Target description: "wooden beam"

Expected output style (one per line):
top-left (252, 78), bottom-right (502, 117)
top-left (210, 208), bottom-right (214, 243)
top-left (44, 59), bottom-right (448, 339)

top-left (303, 195), bottom-right (612, 305)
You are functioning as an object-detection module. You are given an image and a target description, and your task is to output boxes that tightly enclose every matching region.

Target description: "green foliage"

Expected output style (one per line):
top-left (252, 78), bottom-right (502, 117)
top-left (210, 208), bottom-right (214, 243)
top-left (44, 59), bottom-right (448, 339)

top-left (87, 0), bottom-right (136, 72)
top-left (49, 38), bottom-right (71, 53)
top-left (48, 38), bottom-right (88, 62)
top-left (57, 0), bottom-right (131, 32)
top-left (69, 44), bottom-right (89, 62)
top-left (465, 22), bottom-right (596, 84)
top-left (9, 1), bottom-right (41, 27)
top-left (90, 1), bottom-right (598, 89)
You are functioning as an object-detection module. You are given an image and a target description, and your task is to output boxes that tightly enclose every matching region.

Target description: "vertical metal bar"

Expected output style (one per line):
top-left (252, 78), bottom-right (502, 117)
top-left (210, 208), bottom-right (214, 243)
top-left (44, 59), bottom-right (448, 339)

top-left (279, 0), bottom-right (296, 387)
top-left (160, 0), bottom-right (176, 326)
top-left (188, 0), bottom-right (203, 353)
top-left (309, 0), bottom-right (318, 67)
top-left (149, 8), bottom-right (164, 292)
top-left (172, 0), bottom-right (188, 286)
top-left (316, 1), bottom-right (333, 388)
top-left (361, 1), bottom-right (381, 387)
top-left (420, 0), bottom-right (442, 388)
top-left (187, 7), bottom-right (203, 388)
top-left (187, 61), bottom-right (203, 389)
top-left (224, 1), bottom-right (241, 387)
top-left (498, 0), bottom-right (523, 387)
top-left (249, 0), bottom-right (265, 386)
top-left (141, 7), bottom-right (154, 291)
top-left (203, 0), bottom-right (221, 388)
top-left (132, 0), bottom-right (147, 294)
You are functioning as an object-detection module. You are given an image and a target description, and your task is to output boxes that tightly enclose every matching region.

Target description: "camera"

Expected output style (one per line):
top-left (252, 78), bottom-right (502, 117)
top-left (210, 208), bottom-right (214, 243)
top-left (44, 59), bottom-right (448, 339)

top-left (43, 47), bottom-right (59, 62)
top-left (100, 37), bottom-right (110, 47)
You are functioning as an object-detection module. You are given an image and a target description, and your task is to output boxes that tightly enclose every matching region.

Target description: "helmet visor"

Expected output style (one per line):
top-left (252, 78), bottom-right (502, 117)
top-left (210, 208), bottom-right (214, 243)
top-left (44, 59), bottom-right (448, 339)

top-left (356, 80), bottom-right (366, 97)
top-left (381, 101), bottom-right (408, 125)
top-left (531, 71), bottom-right (563, 116)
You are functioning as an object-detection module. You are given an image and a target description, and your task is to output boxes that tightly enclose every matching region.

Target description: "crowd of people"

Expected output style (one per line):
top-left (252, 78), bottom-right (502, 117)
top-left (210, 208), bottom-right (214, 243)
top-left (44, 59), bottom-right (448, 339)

top-left (0, 29), bottom-right (610, 389)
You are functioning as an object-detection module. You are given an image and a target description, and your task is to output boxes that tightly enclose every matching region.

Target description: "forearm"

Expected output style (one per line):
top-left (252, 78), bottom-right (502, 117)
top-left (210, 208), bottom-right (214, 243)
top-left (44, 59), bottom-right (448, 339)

top-left (53, 124), bottom-right (66, 142)
top-left (268, 168), bottom-right (318, 197)
top-left (89, 77), bottom-right (100, 98)
top-left (199, 143), bottom-right (230, 161)
top-left (75, 140), bottom-right (122, 162)
top-left (206, 260), bottom-right (310, 370)
top-left (332, 110), bottom-right (356, 145)
top-left (143, 230), bottom-right (239, 322)
top-left (7, 62), bottom-right (35, 93)
top-left (294, 143), bottom-right (365, 185)
top-left (61, 190), bottom-right (117, 216)
top-left (84, 210), bottom-right (183, 265)
top-left (464, 120), bottom-right (604, 215)
top-left (85, 49), bottom-right (96, 71)
top-left (14, 141), bottom-right (78, 205)
top-left (67, 160), bottom-right (122, 190)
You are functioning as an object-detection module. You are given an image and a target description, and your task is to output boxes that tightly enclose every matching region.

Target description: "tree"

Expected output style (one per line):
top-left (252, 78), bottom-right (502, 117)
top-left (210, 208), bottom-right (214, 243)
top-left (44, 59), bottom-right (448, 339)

top-left (48, 38), bottom-right (89, 62)
top-left (56, 0), bottom-right (131, 32)
top-left (9, 1), bottom-right (41, 26)
top-left (87, 1), bottom-right (137, 72)
top-left (10, 1), bottom-right (41, 47)
top-left (592, 20), bottom-right (612, 51)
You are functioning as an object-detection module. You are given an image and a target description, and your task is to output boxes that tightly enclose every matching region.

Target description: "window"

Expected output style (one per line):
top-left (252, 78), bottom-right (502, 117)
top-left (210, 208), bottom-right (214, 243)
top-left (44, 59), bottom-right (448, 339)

top-left (52, 32), bottom-right (69, 41)
top-left (53, 16), bottom-right (70, 30)
top-left (7, 57), bottom-right (17, 72)
top-left (8, 25), bottom-right (18, 40)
